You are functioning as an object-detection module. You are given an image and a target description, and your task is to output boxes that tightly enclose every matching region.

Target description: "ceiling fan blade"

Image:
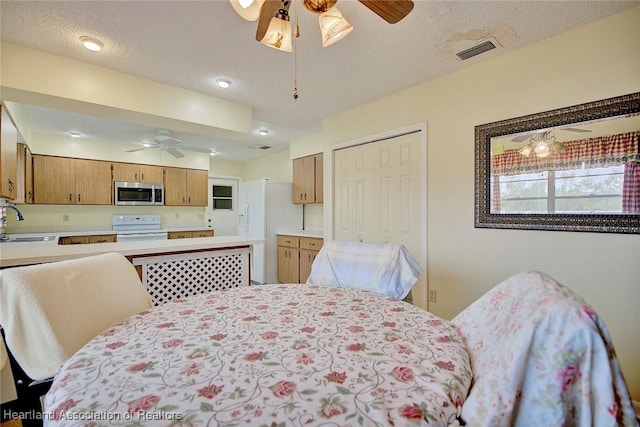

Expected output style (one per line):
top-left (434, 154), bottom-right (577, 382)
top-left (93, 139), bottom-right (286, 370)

top-left (358, 0), bottom-right (414, 24)
top-left (256, 0), bottom-right (281, 42)
top-left (165, 147), bottom-right (185, 158)
top-left (181, 145), bottom-right (216, 154)
top-left (562, 127), bottom-right (592, 133)
top-left (126, 147), bottom-right (150, 152)
top-left (511, 133), bottom-right (535, 143)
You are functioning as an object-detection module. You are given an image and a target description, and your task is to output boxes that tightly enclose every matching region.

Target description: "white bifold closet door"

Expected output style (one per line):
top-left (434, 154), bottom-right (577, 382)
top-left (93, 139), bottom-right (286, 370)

top-left (333, 130), bottom-right (423, 261)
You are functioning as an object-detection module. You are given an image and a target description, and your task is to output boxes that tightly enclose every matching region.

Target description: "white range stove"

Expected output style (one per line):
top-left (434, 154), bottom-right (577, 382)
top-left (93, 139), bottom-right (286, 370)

top-left (112, 214), bottom-right (168, 242)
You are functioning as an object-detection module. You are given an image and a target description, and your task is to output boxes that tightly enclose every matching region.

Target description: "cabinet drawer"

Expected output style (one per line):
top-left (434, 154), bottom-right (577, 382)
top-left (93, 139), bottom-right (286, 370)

top-left (89, 234), bottom-right (116, 244)
top-left (299, 237), bottom-right (323, 250)
top-left (58, 236), bottom-right (89, 245)
top-left (278, 235), bottom-right (300, 248)
top-left (168, 231), bottom-right (193, 239)
top-left (192, 230), bottom-right (214, 238)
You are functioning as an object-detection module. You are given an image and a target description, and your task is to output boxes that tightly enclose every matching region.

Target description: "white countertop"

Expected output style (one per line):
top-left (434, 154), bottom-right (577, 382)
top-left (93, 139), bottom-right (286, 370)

top-left (0, 236), bottom-right (265, 268)
top-left (277, 230), bottom-right (324, 238)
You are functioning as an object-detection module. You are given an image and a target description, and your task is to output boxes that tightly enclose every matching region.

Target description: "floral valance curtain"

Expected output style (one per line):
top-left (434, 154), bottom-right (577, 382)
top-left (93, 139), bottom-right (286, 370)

top-left (492, 131), bottom-right (640, 176)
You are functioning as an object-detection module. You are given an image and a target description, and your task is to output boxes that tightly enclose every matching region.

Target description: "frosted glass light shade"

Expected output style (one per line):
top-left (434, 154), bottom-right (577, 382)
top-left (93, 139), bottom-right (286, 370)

top-left (319, 7), bottom-right (353, 47)
top-left (261, 17), bottom-right (293, 52)
top-left (229, 0), bottom-right (265, 21)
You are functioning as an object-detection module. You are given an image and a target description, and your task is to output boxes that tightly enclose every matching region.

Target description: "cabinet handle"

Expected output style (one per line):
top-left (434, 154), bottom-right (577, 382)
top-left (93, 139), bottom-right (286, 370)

top-left (135, 173), bottom-right (138, 180)
top-left (188, 196), bottom-right (191, 203)
top-left (141, 173), bottom-right (144, 181)
top-left (8, 179), bottom-right (14, 193)
top-left (78, 194), bottom-right (81, 202)
top-left (69, 193), bottom-right (72, 202)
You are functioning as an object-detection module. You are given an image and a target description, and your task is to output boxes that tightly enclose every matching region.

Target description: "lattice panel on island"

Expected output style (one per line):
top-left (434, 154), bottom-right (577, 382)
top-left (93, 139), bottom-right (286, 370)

top-left (132, 247), bottom-right (251, 305)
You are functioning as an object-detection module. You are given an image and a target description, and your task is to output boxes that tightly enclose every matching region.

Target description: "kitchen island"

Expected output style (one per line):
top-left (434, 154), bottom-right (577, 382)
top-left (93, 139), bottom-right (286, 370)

top-left (0, 236), bottom-right (266, 305)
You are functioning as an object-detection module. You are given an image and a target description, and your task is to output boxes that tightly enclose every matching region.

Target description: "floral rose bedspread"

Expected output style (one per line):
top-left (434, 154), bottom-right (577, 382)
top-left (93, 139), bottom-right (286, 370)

top-left (44, 284), bottom-right (472, 426)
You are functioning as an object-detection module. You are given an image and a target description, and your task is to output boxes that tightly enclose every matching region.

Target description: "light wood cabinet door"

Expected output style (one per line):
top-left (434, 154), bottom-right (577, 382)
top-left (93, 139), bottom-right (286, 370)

top-left (112, 162), bottom-right (139, 182)
top-left (186, 169), bottom-right (208, 206)
top-left (1, 106), bottom-right (18, 200)
top-left (112, 163), bottom-right (164, 184)
top-left (33, 155), bottom-right (76, 204)
top-left (15, 143), bottom-right (32, 204)
top-left (24, 145), bottom-right (33, 203)
top-left (292, 157), bottom-right (305, 204)
top-left (75, 158), bottom-right (112, 204)
top-left (164, 167), bottom-right (187, 205)
top-left (278, 246), bottom-right (300, 284)
top-left (33, 156), bottom-right (111, 204)
top-left (139, 164), bottom-right (164, 184)
top-left (299, 249), bottom-right (317, 284)
top-left (292, 154), bottom-right (323, 204)
top-left (314, 154), bottom-right (323, 203)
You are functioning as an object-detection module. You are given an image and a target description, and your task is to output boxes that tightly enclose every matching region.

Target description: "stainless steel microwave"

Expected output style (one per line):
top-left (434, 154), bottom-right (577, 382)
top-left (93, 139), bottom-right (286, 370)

top-left (114, 182), bottom-right (164, 206)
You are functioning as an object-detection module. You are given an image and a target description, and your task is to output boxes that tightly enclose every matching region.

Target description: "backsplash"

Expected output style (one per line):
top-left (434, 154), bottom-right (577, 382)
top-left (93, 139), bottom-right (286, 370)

top-left (5, 204), bottom-right (207, 233)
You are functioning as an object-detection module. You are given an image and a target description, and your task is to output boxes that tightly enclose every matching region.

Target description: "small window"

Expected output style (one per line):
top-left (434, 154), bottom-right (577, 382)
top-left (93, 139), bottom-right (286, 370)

top-left (212, 185), bottom-right (233, 210)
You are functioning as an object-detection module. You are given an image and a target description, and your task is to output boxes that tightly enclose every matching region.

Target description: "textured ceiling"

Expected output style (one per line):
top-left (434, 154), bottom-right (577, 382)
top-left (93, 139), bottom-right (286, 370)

top-left (1, 0), bottom-right (638, 161)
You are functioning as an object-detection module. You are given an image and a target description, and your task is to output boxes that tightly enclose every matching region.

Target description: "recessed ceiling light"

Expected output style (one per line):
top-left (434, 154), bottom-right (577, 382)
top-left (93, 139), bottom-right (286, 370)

top-left (216, 79), bottom-right (231, 89)
top-left (68, 131), bottom-right (83, 138)
top-left (80, 36), bottom-right (103, 52)
top-left (258, 129), bottom-right (269, 136)
top-left (209, 150), bottom-right (217, 156)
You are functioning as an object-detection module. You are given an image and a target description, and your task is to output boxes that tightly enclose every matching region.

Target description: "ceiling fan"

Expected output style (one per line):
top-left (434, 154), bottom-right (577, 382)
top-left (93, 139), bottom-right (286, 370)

top-left (126, 130), bottom-right (215, 158)
top-left (230, 0), bottom-right (414, 52)
top-left (511, 127), bottom-right (592, 143)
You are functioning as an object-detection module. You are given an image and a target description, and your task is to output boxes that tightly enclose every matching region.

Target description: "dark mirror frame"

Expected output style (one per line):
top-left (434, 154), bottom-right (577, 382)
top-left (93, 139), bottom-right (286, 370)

top-left (475, 92), bottom-right (640, 234)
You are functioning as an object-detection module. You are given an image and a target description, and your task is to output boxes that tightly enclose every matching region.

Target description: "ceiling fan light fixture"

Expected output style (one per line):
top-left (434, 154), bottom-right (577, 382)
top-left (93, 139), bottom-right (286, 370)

top-left (258, 129), bottom-right (269, 135)
top-left (80, 36), bottom-right (103, 52)
top-left (319, 7), bottom-right (353, 47)
top-left (303, 0), bottom-right (337, 13)
top-left (229, 0), bottom-right (265, 21)
top-left (68, 131), bottom-right (83, 138)
top-left (261, 14), bottom-right (293, 52)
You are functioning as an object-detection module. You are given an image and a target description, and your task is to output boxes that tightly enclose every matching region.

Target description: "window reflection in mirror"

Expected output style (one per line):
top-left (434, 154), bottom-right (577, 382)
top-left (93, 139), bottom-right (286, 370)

top-left (489, 114), bottom-right (640, 215)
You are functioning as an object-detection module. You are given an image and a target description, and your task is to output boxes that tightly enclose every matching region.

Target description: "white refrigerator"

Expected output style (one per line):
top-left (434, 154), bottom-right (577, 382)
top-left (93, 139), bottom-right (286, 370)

top-left (238, 179), bottom-right (303, 284)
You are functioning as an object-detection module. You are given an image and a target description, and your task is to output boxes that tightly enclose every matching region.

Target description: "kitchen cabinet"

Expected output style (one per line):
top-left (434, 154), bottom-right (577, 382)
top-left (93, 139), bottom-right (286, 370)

top-left (0, 105), bottom-right (18, 200)
top-left (112, 162), bottom-right (164, 184)
top-left (277, 234), bottom-right (323, 283)
top-left (16, 143), bottom-right (33, 204)
top-left (168, 229), bottom-right (214, 239)
top-left (164, 167), bottom-right (208, 206)
top-left (292, 153), bottom-right (323, 204)
top-left (58, 234), bottom-right (117, 245)
top-left (33, 155), bottom-right (112, 205)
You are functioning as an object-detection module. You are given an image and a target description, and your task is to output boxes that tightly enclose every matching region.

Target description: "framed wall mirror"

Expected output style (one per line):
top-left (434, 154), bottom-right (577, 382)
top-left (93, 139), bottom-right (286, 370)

top-left (475, 92), bottom-right (640, 234)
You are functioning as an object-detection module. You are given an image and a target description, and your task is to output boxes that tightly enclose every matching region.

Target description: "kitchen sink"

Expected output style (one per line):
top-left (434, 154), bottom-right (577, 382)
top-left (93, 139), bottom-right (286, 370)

top-left (0, 235), bottom-right (57, 243)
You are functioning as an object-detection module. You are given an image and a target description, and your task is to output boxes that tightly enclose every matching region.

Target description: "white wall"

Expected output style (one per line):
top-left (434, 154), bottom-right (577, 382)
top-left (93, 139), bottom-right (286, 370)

top-left (291, 6), bottom-right (640, 399)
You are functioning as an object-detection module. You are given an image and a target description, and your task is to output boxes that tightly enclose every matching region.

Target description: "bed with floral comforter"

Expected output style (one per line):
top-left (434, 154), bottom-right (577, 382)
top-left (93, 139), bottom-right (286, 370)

top-left (44, 284), bottom-right (472, 426)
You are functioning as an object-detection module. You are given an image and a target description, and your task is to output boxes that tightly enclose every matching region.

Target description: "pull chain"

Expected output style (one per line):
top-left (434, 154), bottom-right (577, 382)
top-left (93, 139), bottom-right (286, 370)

top-left (293, 0), bottom-right (300, 100)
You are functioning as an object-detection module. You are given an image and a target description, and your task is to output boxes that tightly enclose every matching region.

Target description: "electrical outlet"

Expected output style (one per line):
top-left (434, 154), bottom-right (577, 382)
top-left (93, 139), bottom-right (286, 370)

top-left (62, 214), bottom-right (69, 222)
top-left (428, 289), bottom-right (437, 303)
top-left (175, 212), bottom-right (180, 219)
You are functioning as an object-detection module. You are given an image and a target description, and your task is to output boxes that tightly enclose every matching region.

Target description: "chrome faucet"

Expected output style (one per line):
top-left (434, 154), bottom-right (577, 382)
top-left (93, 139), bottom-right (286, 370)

top-left (3, 203), bottom-right (24, 221)
top-left (1, 202), bottom-right (25, 229)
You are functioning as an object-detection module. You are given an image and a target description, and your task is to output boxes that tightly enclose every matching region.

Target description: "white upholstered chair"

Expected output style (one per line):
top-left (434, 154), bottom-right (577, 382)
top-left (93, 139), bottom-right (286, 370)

top-left (452, 271), bottom-right (638, 426)
top-left (306, 240), bottom-right (423, 302)
top-left (0, 252), bottom-right (152, 426)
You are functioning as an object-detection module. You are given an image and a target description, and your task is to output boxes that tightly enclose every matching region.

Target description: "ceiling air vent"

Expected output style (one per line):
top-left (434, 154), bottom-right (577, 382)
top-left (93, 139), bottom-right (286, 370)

top-left (456, 39), bottom-right (497, 61)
